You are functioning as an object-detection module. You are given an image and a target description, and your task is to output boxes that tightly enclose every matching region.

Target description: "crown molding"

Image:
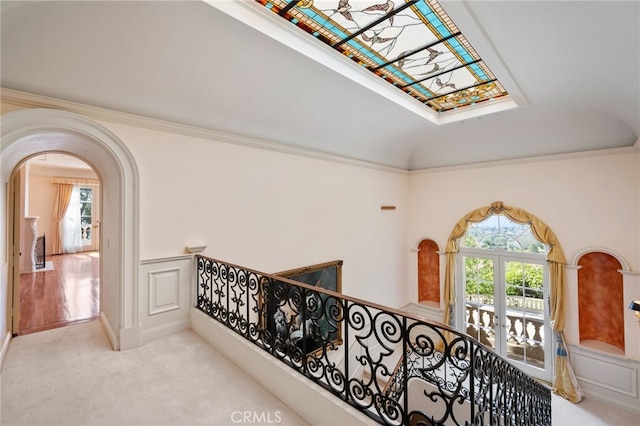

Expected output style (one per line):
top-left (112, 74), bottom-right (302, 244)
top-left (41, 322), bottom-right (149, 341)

top-left (410, 142), bottom-right (640, 175)
top-left (1, 88), bottom-right (408, 175)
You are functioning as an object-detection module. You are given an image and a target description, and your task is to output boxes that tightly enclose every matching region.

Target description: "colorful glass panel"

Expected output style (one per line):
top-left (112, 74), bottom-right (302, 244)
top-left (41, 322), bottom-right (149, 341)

top-left (256, 0), bottom-right (509, 112)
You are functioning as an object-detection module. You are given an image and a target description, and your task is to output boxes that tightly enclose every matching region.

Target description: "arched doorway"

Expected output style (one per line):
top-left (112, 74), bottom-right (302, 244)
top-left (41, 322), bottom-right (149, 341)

top-left (1, 108), bottom-right (140, 350)
top-left (457, 213), bottom-right (551, 381)
top-left (16, 153), bottom-right (101, 335)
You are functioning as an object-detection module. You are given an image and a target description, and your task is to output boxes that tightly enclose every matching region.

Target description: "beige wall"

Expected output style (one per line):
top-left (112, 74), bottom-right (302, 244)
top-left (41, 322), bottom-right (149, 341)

top-left (2, 100), bottom-right (639, 354)
top-left (406, 149), bottom-right (640, 349)
top-left (91, 120), bottom-right (411, 308)
top-left (407, 150), bottom-right (639, 268)
top-left (27, 164), bottom-right (98, 255)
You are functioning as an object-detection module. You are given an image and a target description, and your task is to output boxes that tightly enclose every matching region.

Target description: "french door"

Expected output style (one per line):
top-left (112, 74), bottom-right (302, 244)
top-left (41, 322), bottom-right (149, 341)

top-left (459, 248), bottom-right (551, 382)
top-left (79, 185), bottom-right (99, 252)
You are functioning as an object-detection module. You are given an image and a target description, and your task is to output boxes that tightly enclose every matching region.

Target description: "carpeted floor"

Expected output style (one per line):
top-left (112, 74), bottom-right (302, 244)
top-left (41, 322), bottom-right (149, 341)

top-left (1, 320), bottom-right (309, 426)
top-left (2, 321), bottom-right (638, 426)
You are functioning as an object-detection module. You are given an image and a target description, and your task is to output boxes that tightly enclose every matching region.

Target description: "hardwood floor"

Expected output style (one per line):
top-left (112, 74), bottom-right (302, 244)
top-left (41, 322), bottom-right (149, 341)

top-left (18, 252), bottom-right (100, 335)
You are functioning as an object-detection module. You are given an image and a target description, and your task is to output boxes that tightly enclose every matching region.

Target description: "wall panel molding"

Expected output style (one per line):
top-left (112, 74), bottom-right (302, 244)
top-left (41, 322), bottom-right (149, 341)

top-left (570, 344), bottom-right (640, 414)
top-left (148, 267), bottom-right (181, 316)
top-left (139, 256), bottom-right (192, 344)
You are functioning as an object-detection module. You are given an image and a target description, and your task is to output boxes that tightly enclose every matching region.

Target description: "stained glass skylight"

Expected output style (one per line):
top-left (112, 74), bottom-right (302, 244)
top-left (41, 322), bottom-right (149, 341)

top-left (255, 0), bottom-right (509, 113)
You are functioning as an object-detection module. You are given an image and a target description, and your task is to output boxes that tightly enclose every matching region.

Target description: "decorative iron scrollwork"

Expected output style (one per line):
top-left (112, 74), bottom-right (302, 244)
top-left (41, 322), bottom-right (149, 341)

top-left (195, 255), bottom-right (551, 425)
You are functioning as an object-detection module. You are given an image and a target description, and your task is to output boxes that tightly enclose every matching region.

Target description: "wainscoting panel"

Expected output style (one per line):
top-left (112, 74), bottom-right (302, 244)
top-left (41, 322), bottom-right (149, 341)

top-left (569, 344), bottom-right (640, 414)
top-left (139, 255), bottom-right (192, 344)
top-left (148, 267), bottom-right (181, 315)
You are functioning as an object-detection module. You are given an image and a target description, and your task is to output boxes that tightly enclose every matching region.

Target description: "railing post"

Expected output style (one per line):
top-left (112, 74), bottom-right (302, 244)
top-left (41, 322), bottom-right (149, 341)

top-left (246, 270), bottom-right (250, 340)
top-left (344, 300), bottom-right (350, 404)
top-left (209, 259), bottom-right (213, 318)
top-left (402, 315), bottom-right (408, 426)
top-left (490, 348), bottom-right (494, 424)
top-left (302, 287), bottom-right (308, 374)
top-left (225, 263), bottom-right (230, 328)
top-left (470, 340), bottom-right (475, 424)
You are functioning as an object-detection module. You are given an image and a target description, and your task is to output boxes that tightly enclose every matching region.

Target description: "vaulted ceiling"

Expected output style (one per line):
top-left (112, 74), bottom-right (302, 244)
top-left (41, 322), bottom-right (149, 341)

top-left (1, 1), bottom-right (638, 170)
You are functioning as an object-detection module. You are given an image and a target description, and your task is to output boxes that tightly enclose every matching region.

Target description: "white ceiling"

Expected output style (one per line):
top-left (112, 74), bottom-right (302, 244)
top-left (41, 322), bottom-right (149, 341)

top-left (1, 0), bottom-right (638, 170)
top-left (27, 153), bottom-right (93, 171)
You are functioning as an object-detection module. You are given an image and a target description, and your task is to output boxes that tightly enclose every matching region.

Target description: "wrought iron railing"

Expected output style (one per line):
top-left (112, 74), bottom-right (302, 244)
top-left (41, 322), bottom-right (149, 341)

top-left (195, 255), bottom-right (551, 425)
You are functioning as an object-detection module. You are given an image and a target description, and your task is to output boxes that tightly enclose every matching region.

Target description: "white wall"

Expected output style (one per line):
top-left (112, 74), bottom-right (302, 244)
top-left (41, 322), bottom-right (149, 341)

top-left (100, 121), bottom-right (411, 308)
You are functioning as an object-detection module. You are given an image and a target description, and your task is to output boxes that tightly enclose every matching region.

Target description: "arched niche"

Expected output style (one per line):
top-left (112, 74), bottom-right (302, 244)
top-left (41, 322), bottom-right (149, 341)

top-left (575, 250), bottom-right (626, 354)
top-left (1, 108), bottom-right (140, 350)
top-left (417, 239), bottom-right (440, 305)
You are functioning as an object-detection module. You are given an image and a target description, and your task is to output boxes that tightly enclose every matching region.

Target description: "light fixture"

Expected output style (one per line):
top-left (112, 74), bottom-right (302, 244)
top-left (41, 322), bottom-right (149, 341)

top-left (630, 300), bottom-right (640, 323)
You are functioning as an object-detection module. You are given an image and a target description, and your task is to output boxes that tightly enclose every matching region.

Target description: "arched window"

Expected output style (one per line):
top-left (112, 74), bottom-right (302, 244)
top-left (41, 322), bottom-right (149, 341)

top-left (443, 201), bottom-right (583, 402)
top-left (459, 214), bottom-right (549, 380)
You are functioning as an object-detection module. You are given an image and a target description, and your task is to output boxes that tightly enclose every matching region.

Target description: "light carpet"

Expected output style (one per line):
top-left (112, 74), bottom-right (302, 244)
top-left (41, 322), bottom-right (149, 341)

top-left (1, 321), bottom-right (308, 426)
top-left (2, 321), bottom-right (638, 426)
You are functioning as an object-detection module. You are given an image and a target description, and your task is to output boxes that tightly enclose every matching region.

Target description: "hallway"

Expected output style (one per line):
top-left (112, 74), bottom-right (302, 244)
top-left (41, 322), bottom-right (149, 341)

top-left (19, 253), bottom-right (99, 335)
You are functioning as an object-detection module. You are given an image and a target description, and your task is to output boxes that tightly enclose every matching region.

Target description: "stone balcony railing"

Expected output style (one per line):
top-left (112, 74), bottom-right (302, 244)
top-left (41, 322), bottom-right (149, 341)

top-left (465, 300), bottom-right (545, 369)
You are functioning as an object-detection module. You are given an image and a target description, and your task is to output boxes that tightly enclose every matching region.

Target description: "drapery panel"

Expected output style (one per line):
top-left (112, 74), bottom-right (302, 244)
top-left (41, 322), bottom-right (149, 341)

top-left (443, 201), bottom-right (584, 403)
top-left (51, 183), bottom-right (73, 254)
top-left (62, 185), bottom-right (83, 253)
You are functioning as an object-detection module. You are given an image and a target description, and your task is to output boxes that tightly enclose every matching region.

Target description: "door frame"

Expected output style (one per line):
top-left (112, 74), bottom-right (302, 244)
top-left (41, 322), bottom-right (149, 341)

top-left (12, 158), bottom-right (102, 335)
top-left (78, 183), bottom-right (100, 252)
top-left (1, 108), bottom-right (140, 350)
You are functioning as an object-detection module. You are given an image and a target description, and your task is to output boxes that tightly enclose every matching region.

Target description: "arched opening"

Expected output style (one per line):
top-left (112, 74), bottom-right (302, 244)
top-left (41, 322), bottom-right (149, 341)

top-left (1, 109), bottom-right (139, 350)
top-left (443, 201), bottom-right (584, 402)
top-left (577, 251), bottom-right (625, 354)
top-left (16, 152), bottom-right (101, 335)
top-left (417, 239), bottom-right (440, 306)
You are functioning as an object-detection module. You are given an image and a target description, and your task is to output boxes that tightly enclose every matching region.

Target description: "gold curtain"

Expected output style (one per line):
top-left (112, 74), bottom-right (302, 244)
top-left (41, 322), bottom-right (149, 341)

top-left (51, 183), bottom-right (73, 254)
top-left (443, 201), bottom-right (584, 403)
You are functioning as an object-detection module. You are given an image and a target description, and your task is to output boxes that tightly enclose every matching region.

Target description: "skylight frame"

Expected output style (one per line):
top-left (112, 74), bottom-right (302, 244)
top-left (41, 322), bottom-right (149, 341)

top-left (255, 0), bottom-right (510, 114)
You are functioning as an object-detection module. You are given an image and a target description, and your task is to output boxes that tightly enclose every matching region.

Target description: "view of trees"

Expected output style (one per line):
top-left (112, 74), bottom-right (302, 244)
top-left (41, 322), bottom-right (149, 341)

top-left (80, 188), bottom-right (92, 226)
top-left (463, 215), bottom-right (545, 301)
top-left (463, 216), bottom-right (546, 254)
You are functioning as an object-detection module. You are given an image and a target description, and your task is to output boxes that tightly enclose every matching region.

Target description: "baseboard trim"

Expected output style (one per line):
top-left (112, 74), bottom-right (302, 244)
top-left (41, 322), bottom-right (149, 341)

top-left (142, 319), bottom-right (190, 345)
top-left (119, 325), bottom-right (143, 351)
top-left (0, 330), bottom-right (12, 371)
top-left (99, 312), bottom-right (119, 351)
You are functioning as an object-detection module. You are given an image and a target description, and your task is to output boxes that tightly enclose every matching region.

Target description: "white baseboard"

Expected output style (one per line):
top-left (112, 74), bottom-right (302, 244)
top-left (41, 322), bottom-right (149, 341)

top-left (119, 324), bottom-right (143, 351)
top-left (99, 312), bottom-right (119, 351)
top-left (142, 319), bottom-right (190, 345)
top-left (0, 330), bottom-right (12, 371)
